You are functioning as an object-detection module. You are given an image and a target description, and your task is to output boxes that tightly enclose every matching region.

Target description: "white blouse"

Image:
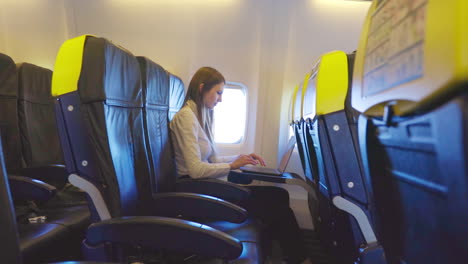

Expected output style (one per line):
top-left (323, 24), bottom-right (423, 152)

top-left (170, 104), bottom-right (237, 179)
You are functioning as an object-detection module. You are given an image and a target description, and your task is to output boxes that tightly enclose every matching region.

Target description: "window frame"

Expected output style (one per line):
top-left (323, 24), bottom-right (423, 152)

top-left (213, 81), bottom-right (248, 145)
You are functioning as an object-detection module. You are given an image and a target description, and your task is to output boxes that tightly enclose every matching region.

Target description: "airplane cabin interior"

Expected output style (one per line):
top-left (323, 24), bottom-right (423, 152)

top-left (0, 0), bottom-right (467, 263)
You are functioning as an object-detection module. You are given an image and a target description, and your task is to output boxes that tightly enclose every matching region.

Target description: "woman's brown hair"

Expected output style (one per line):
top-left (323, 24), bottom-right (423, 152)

top-left (183, 67), bottom-right (225, 141)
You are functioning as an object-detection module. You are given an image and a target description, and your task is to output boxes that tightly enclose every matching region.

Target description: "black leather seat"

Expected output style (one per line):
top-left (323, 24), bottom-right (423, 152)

top-left (0, 53), bottom-right (88, 263)
top-left (52, 35), bottom-right (261, 263)
top-left (137, 56), bottom-right (264, 251)
top-left (1, 136), bottom-right (117, 264)
top-left (300, 51), bottom-right (383, 264)
top-left (351, 1), bottom-right (468, 263)
top-left (15, 62), bottom-right (89, 229)
top-left (15, 63), bottom-right (66, 187)
top-left (0, 134), bottom-right (22, 264)
top-left (168, 73), bottom-right (185, 121)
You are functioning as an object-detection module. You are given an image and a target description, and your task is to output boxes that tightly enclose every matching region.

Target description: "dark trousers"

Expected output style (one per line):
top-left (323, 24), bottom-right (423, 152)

top-left (240, 186), bottom-right (306, 264)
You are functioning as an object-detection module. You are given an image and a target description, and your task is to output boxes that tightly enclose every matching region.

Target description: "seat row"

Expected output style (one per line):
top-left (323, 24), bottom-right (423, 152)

top-left (291, 51), bottom-right (380, 264)
top-left (0, 54), bottom-right (91, 263)
top-left (0, 35), bottom-right (267, 263)
top-left (0, 141), bottom-right (120, 263)
top-left (289, 0), bottom-right (468, 263)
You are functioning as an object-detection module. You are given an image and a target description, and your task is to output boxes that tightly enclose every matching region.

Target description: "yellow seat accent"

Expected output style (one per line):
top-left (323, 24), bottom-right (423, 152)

top-left (352, 0), bottom-right (468, 116)
top-left (457, 0), bottom-right (468, 88)
top-left (316, 51), bottom-right (349, 115)
top-left (51, 35), bottom-right (91, 97)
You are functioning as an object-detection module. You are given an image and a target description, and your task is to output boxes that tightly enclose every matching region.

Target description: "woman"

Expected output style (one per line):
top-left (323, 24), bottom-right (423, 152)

top-left (170, 67), bottom-right (309, 264)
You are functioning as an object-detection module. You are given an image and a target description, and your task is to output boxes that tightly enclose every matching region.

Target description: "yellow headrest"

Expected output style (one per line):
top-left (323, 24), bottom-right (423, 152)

top-left (352, 0), bottom-right (468, 116)
top-left (51, 35), bottom-right (91, 97)
top-left (315, 51), bottom-right (349, 115)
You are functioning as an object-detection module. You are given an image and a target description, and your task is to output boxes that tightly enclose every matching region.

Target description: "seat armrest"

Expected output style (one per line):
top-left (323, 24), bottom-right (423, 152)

top-left (175, 178), bottom-right (251, 204)
top-left (332, 196), bottom-right (377, 244)
top-left (10, 165), bottom-right (68, 189)
top-left (86, 216), bottom-right (243, 260)
top-left (8, 175), bottom-right (57, 202)
top-left (152, 192), bottom-right (247, 223)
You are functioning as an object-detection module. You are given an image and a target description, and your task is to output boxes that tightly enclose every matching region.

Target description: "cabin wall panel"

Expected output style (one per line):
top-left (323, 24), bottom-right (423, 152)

top-left (0, 7), bottom-right (7, 52)
top-left (254, 0), bottom-right (294, 167)
top-left (67, 0), bottom-right (267, 157)
top-left (0, 0), bottom-right (371, 168)
top-left (278, 0), bottom-right (371, 180)
top-left (0, 0), bottom-right (69, 69)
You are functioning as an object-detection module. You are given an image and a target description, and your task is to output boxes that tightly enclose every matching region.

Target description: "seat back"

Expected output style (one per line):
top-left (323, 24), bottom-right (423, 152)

top-left (315, 51), bottom-right (368, 206)
top-left (52, 35), bottom-right (150, 221)
top-left (352, 1), bottom-right (468, 263)
top-left (305, 50), bottom-right (378, 264)
top-left (0, 138), bottom-right (21, 264)
top-left (168, 73), bottom-right (185, 121)
top-left (0, 56), bottom-right (67, 189)
top-left (16, 63), bottom-right (64, 168)
top-left (137, 57), bottom-right (177, 194)
top-left (0, 54), bottom-right (22, 171)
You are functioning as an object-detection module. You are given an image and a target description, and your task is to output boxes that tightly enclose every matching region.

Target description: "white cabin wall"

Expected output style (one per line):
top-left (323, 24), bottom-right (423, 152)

top-left (65, 0), bottom-right (269, 157)
top-left (271, 0), bottom-right (371, 229)
top-left (254, 0), bottom-right (295, 167)
top-left (278, 0), bottom-right (371, 178)
top-left (0, 0), bottom-right (371, 170)
top-left (0, 0), bottom-right (69, 69)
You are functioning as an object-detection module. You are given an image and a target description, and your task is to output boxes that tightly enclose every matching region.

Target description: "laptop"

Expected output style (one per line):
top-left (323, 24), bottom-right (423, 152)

top-left (240, 137), bottom-right (296, 176)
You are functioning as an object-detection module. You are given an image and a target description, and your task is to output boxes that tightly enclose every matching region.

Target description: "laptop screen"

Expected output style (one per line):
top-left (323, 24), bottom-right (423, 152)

top-left (278, 137), bottom-right (296, 173)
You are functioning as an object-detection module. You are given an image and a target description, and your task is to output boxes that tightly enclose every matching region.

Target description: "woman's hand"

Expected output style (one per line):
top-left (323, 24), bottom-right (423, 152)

top-left (229, 153), bottom-right (266, 169)
top-left (247, 153), bottom-right (266, 166)
top-left (229, 154), bottom-right (259, 170)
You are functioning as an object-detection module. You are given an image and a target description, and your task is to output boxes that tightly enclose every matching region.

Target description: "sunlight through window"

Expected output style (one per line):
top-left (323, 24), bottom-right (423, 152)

top-left (213, 82), bottom-right (247, 144)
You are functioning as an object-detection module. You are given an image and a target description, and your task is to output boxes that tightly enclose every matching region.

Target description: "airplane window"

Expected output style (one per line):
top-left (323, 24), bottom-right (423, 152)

top-left (213, 82), bottom-right (247, 144)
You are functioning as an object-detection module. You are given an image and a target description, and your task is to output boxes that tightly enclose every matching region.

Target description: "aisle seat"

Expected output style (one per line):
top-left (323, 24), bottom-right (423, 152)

top-left (303, 50), bottom-right (383, 264)
top-left (352, 0), bottom-right (468, 263)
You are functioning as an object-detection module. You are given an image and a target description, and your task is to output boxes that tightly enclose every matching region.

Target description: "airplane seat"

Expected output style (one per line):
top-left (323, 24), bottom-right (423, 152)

top-left (137, 57), bottom-right (257, 208)
top-left (16, 63), bottom-right (65, 180)
top-left (0, 136), bottom-right (22, 264)
top-left (52, 35), bottom-right (260, 263)
top-left (0, 53), bottom-right (22, 172)
top-left (137, 56), bottom-right (264, 260)
top-left (0, 53), bottom-right (89, 263)
top-left (305, 50), bottom-right (383, 264)
top-left (168, 73), bottom-right (185, 121)
top-left (15, 62), bottom-right (90, 243)
top-left (352, 1), bottom-right (468, 263)
top-left (2, 136), bottom-right (119, 264)
top-left (15, 62), bottom-right (89, 209)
